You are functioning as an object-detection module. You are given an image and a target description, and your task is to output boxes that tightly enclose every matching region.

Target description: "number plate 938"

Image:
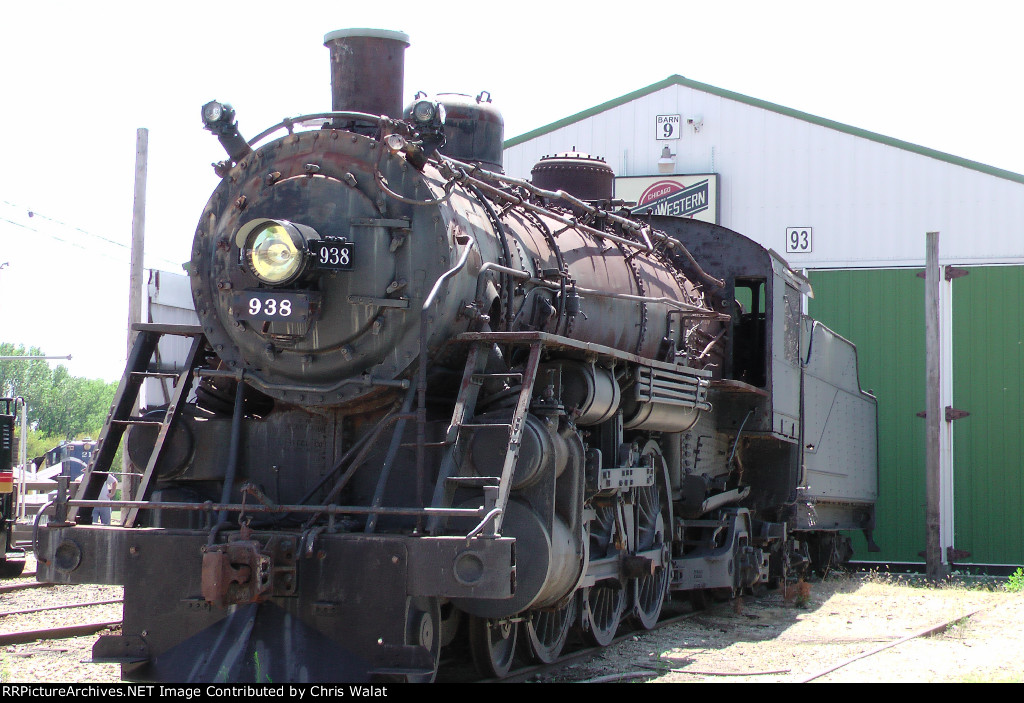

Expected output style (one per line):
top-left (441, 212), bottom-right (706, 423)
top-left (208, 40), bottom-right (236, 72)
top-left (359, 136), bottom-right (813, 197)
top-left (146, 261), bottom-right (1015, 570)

top-left (310, 239), bottom-right (354, 270)
top-left (236, 290), bottom-right (314, 321)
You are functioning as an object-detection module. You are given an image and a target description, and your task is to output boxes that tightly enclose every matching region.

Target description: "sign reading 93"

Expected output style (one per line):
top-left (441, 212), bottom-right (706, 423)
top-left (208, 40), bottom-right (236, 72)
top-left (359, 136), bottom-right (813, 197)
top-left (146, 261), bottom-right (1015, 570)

top-left (786, 227), bottom-right (812, 254)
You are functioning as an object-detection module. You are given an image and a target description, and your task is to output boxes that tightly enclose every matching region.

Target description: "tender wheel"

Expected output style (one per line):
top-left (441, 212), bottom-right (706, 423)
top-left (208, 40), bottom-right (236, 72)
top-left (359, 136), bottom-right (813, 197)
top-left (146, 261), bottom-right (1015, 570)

top-left (748, 582), bottom-right (768, 597)
top-left (809, 533), bottom-right (852, 576)
top-left (468, 616), bottom-right (518, 678)
top-left (711, 587), bottom-right (735, 602)
top-left (630, 480), bottom-right (668, 630)
top-left (525, 596), bottom-right (576, 664)
top-left (0, 560), bottom-right (25, 579)
top-left (402, 596), bottom-right (441, 683)
top-left (584, 583), bottom-right (624, 647)
top-left (688, 589), bottom-right (710, 611)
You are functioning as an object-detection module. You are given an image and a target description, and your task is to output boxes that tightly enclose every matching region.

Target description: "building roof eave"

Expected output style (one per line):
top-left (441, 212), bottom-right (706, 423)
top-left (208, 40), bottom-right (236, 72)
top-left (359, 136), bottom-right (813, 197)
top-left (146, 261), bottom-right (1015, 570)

top-left (503, 74), bottom-right (1024, 186)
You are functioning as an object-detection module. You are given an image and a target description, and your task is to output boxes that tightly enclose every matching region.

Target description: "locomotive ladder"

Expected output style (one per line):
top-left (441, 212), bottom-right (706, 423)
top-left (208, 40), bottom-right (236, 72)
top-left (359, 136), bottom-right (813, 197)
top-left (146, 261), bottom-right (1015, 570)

top-left (428, 340), bottom-right (542, 536)
top-left (70, 324), bottom-right (205, 527)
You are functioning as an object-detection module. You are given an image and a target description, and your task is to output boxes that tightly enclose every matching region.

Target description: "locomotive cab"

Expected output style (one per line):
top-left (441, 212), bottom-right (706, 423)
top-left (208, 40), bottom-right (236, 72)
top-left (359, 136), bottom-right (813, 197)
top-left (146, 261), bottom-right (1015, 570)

top-left (650, 216), bottom-right (878, 548)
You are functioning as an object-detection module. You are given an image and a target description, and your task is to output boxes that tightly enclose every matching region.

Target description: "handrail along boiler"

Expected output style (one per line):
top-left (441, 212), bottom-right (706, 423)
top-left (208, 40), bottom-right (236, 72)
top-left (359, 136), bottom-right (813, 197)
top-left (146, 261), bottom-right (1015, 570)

top-left (35, 28), bottom-right (878, 682)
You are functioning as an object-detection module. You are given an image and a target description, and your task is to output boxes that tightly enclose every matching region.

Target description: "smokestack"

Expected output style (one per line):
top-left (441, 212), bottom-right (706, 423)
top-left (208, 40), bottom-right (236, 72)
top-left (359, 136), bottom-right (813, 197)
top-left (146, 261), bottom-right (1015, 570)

top-left (324, 28), bottom-right (410, 119)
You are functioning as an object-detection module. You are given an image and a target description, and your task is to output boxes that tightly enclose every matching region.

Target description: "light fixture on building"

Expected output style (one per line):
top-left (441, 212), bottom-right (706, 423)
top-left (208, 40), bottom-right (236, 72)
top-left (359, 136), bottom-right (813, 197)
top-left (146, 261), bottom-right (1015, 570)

top-left (658, 146), bottom-right (676, 173)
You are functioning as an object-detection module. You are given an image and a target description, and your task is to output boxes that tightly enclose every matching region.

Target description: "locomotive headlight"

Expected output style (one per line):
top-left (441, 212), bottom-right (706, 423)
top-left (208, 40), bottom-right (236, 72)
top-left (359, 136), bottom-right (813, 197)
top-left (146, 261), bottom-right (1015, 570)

top-left (249, 224), bottom-right (301, 283)
top-left (201, 100), bottom-right (235, 129)
top-left (235, 219), bottom-right (318, 285)
top-left (412, 99), bottom-right (436, 123)
top-left (411, 99), bottom-right (445, 126)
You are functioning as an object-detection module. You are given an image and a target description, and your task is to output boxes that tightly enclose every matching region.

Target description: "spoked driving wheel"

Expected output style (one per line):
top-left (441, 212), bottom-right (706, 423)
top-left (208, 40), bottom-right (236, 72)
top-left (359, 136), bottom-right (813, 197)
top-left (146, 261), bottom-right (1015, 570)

top-left (630, 445), bottom-right (669, 629)
top-left (626, 480), bottom-right (667, 630)
top-left (468, 615), bottom-right (518, 678)
top-left (583, 500), bottom-right (625, 646)
top-left (584, 583), bottom-right (625, 646)
top-left (525, 596), bottom-right (577, 664)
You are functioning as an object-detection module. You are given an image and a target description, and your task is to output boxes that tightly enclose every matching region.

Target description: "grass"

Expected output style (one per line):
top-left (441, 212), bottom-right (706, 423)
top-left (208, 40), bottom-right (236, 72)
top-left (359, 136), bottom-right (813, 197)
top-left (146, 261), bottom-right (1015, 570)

top-left (849, 567), bottom-right (1011, 593)
top-left (1005, 567), bottom-right (1024, 593)
top-left (944, 613), bottom-right (972, 642)
top-left (254, 650), bottom-right (272, 683)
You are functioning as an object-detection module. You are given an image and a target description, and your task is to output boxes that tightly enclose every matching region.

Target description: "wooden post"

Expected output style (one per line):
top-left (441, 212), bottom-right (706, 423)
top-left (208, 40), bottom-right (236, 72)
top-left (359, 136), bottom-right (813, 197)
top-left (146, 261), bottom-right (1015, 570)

top-left (128, 128), bottom-right (148, 355)
top-left (126, 128), bottom-right (148, 498)
top-left (924, 231), bottom-right (946, 580)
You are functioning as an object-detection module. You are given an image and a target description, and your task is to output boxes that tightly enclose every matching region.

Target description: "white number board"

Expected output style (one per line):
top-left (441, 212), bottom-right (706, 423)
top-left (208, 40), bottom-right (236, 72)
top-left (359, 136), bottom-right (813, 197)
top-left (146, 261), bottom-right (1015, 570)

top-left (656, 115), bottom-right (681, 140)
top-left (786, 227), bottom-right (812, 254)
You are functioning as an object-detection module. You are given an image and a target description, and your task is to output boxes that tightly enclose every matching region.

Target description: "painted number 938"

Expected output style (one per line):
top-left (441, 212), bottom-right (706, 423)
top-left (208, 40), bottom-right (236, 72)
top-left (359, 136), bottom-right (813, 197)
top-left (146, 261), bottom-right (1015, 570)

top-left (318, 245), bottom-right (350, 266)
top-left (248, 296), bottom-right (292, 317)
top-left (311, 240), bottom-right (354, 270)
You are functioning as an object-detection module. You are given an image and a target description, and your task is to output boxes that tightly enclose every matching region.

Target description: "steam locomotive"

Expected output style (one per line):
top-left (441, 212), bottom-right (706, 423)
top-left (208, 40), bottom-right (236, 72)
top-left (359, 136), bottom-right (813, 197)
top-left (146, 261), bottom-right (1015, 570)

top-left (35, 28), bottom-right (878, 682)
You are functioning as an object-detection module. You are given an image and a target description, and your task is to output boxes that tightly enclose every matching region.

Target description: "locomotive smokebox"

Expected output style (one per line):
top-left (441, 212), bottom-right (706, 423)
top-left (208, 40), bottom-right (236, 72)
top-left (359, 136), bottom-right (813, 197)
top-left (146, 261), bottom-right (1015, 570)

top-left (324, 28), bottom-right (410, 119)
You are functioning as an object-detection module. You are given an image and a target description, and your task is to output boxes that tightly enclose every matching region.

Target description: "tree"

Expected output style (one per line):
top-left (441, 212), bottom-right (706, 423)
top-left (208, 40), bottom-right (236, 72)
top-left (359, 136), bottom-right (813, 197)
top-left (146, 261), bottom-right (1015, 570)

top-left (0, 342), bottom-right (116, 440)
top-left (0, 343), bottom-right (51, 417)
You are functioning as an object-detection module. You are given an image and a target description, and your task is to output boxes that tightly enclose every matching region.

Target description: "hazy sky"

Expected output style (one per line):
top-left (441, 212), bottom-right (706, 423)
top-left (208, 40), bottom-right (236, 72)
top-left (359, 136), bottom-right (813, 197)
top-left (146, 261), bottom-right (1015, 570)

top-left (2, 0), bottom-right (1022, 381)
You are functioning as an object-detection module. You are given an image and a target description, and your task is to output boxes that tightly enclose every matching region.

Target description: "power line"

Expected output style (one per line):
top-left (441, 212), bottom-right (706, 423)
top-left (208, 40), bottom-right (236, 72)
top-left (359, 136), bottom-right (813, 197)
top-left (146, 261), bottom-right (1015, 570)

top-left (4, 200), bottom-right (130, 250)
top-left (0, 215), bottom-right (129, 265)
top-left (0, 201), bottom-right (184, 269)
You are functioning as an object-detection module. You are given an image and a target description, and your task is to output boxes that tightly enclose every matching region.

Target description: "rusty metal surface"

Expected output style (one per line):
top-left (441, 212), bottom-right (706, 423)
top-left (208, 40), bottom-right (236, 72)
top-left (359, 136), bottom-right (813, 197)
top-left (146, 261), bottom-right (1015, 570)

top-left (531, 151), bottom-right (615, 202)
top-left (37, 523), bottom-right (513, 680)
top-left (324, 30), bottom-right (409, 120)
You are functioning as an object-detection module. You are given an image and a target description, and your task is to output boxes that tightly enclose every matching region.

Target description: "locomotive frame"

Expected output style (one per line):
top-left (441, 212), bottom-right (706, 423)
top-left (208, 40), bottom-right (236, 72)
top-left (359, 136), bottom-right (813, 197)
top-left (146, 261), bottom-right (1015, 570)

top-left (34, 28), bottom-right (877, 682)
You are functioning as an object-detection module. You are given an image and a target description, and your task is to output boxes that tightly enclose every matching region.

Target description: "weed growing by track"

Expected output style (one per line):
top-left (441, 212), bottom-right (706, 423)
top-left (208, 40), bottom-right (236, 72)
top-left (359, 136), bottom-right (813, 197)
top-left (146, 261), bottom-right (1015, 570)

top-left (1005, 567), bottom-right (1024, 593)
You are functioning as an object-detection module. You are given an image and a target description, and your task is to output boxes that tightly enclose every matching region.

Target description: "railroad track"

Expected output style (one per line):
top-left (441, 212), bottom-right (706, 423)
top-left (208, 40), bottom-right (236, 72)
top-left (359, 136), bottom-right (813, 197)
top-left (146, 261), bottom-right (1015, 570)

top-left (0, 569), bottom-right (1000, 683)
top-left (0, 619), bottom-right (122, 646)
top-left (496, 605), bottom-right (710, 683)
top-left (0, 570), bottom-right (124, 651)
top-left (0, 597), bottom-right (123, 619)
top-left (490, 588), bottom-right (997, 684)
top-left (0, 581), bottom-right (53, 594)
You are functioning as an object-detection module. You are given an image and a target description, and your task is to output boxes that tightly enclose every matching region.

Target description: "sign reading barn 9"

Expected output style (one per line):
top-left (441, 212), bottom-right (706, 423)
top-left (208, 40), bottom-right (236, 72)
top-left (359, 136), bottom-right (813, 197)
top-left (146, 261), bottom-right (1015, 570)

top-left (615, 175), bottom-right (719, 224)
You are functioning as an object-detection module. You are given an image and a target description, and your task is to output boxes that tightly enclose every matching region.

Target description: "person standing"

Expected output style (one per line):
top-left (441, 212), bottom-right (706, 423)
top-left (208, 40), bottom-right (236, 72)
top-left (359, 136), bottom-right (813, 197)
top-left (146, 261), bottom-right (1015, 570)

top-left (95, 472), bottom-right (118, 525)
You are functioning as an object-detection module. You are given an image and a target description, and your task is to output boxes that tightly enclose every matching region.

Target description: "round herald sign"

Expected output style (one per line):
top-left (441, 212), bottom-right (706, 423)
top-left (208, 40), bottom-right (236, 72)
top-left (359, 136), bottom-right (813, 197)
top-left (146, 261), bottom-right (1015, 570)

top-left (637, 180), bottom-right (682, 207)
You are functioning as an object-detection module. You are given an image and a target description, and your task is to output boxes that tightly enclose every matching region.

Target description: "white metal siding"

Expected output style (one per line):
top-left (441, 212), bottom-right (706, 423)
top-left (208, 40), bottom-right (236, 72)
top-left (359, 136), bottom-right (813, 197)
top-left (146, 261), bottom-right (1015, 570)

top-left (504, 84), bottom-right (1024, 268)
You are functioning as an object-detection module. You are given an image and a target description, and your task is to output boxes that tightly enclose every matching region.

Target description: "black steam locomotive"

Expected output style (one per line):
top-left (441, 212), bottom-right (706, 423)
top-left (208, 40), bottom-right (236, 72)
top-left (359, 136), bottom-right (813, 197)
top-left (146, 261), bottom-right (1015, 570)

top-left (35, 29), bottom-right (877, 682)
